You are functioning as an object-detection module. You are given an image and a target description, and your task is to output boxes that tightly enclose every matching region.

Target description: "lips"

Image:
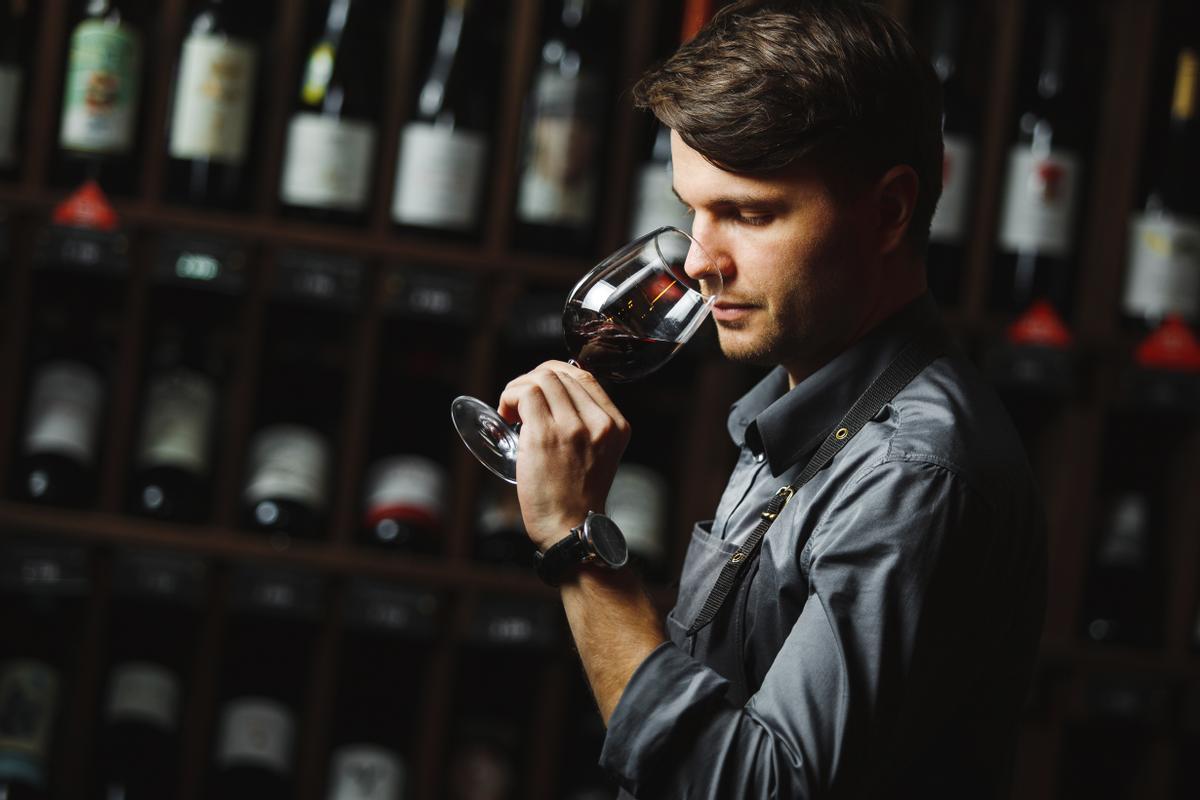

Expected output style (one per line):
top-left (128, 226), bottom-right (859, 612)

top-left (712, 302), bottom-right (757, 323)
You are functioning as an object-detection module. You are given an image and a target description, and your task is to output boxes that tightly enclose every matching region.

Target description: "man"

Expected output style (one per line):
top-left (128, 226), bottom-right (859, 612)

top-left (497, 1), bottom-right (1046, 797)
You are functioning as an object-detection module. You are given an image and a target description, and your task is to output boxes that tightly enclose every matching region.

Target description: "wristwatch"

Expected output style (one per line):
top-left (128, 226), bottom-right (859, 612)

top-left (534, 512), bottom-right (629, 587)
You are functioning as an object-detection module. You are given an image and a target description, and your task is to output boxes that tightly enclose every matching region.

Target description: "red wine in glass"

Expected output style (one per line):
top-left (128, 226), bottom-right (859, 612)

top-left (562, 304), bottom-right (682, 382)
top-left (451, 226), bottom-right (721, 484)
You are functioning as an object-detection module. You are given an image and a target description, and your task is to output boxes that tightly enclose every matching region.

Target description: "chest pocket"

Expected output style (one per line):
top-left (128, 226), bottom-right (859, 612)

top-left (665, 521), bottom-right (742, 652)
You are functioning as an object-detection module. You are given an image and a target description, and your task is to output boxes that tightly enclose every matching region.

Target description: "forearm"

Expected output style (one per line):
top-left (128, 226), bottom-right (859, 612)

top-left (560, 566), bottom-right (666, 725)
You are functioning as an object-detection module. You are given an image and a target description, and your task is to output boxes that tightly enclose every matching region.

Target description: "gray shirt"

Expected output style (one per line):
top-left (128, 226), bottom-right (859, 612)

top-left (599, 293), bottom-right (1047, 799)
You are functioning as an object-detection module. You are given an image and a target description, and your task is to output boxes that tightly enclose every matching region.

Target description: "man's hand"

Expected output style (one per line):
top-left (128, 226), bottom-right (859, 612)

top-left (496, 360), bottom-right (631, 551)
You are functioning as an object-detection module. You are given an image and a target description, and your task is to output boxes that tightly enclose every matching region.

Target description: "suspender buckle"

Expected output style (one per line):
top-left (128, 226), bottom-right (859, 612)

top-left (760, 485), bottom-right (796, 520)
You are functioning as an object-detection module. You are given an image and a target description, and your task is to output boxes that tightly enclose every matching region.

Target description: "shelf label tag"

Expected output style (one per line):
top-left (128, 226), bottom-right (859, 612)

top-left (156, 234), bottom-right (247, 294)
top-left (273, 249), bottom-right (364, 309)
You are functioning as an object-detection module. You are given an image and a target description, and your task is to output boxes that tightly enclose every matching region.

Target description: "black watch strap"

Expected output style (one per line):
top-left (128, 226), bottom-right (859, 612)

top-left (535, 530), bottom-right (588, 587)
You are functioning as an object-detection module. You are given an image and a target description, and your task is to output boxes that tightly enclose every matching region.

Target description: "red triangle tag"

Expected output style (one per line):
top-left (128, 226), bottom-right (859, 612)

top-left (52, 180), bottom-right (120, 231)
top-left (1135, 315), bottom-right (1200, 373)
top-left (1006, 300), bottom-right (1074, 349)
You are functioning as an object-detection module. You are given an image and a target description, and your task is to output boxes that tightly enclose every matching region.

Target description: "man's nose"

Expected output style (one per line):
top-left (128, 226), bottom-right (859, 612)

top-left (683, 221), bottom-right (731, 292)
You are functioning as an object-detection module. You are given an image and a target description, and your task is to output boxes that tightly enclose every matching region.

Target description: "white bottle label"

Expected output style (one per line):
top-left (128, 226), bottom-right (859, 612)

top-left (281, 113), bottom-right (378, 211)
top-left (1123, 212), bottom-right (1200, 322)
top-left (0, 66), bottom-right (20, 168)
top-left (243, 425), bottom-right (330, 509)
top-left (215, 698), bottom-right (294, 774)
top-left (930, 133), bottom-right (975, 244)
top-left (24, 361), bottom-right (104, 464)
top-left (169, 34), bottom-right (257, 163)
top-left (1098, 494), bottom-right (1148, 568)
top-left (391, 122), bottom-right (487, 230)
top-left (106, 662), bottom-right (180, 731)
top-left (59, 20), bottom-right (141, 154)
top-left (606, 463), bottom-right (668, 563)
top-left (997, 145), bottom-right (1081, 258)
top-left (363, 456), bottom-right (447, 526)
top-left (517, 70), bottom-right (601, 227)
top-left (0, 659), bottom-right (59, 787)
top-left (327, 745), bottom-right (405, 800)
top-left (629, 159), bottom-right (691, 240)
top-left (137, 368), bottom-right (216, 474)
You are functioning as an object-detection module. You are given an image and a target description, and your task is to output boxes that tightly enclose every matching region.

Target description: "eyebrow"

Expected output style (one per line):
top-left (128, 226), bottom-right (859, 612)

top-left (671, 185), bottom-right (787, 209)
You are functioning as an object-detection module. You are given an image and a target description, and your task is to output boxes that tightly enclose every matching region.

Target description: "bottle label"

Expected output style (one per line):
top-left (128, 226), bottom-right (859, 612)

top-left (0, 659), bottom-right (59, 789)
top-left (516, 70), bottom-right (602, 226)
top-left (363, 456), bottom-right (447, 528)
top-left (1097, 494), bottom-right (1148, 568)
top-left (606, 464), bottom-right (668, 563)
top-left (137, 368), bottom-right (217, 474)
top-left (0, 65), bottom-right (20, 168)
top-left (1123, 212), bottom-right (1200, 322)
top-left (629, 159), bottom-right (691, 240)
top-left (327, 745), bottom-right (405, 800)
top-left (243, 425), bottom-right (330, 509)
top-left (106, 662), bottom-right (180, 731)
top-left (59, 20), bottom-right (141, 154)
top-left (215, 698), bottom-right (294, 774)
top-left (391, 122), bottom-right (487, 230)
top-left (997, 145), bottom-right (1081, 258)
top-left (23, 361), bottom-right (104, 464)
top-left (281, 113), bottom-right (378, 211)
top-left (930, 133), bottom-right (975, 244)
top-left (169, 34), bottom-right (257, 163)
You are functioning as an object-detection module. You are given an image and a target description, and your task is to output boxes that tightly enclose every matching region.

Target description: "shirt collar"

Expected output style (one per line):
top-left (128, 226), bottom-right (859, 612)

top-left (727, 292), bottom-right (945, 477)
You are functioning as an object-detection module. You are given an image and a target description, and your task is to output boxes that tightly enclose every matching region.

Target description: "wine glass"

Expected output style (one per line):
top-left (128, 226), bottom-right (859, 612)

top-left (450, 226), bottom-right (722, 484)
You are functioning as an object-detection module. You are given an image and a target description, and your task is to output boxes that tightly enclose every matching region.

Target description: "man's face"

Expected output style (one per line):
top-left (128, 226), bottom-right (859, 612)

top-left (672, 132), bottom-right (878, 380)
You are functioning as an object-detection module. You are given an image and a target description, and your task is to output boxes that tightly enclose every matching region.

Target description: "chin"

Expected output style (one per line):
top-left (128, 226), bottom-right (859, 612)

top-left (717, 331), bottom-right (778, 367)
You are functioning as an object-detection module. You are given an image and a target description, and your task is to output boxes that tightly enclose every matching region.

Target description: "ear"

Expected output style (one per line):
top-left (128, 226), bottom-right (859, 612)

top-left (872, 165), bottom-right (920, 256)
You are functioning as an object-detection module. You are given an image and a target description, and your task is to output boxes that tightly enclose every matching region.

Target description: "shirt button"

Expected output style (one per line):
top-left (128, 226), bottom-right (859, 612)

top-left (755, 453), bottom-right (765, 463)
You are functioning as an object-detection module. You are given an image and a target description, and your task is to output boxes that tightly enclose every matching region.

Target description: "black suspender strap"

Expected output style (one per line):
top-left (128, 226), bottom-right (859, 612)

top-left (685, 328), bottom-right (947, 637)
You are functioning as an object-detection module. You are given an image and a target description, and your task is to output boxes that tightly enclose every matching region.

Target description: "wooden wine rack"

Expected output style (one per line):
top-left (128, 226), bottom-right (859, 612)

top-left (1, 1), bottom-right (1198, 798)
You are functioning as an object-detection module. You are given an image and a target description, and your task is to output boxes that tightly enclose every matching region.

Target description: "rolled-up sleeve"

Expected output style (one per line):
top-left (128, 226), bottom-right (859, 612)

top-left (600, 457), bottom-right (1030, 798)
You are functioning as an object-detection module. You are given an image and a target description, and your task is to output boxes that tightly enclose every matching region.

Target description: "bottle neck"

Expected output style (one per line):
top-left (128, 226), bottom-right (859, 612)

top-left (417, 0), bottom-right (470, 123)
top-left (1147, 50), bottom-right (1200, 216)
top-left (1035, 7), bottom-right (1070, 101)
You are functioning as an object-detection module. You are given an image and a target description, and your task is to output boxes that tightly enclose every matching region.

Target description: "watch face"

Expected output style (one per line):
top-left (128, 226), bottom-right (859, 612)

top-left (585, 514), bottom-right (628, 568)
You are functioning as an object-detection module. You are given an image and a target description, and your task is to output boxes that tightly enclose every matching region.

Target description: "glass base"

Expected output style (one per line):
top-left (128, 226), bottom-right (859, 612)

top-left (450, 396), bottom-right (519, 484)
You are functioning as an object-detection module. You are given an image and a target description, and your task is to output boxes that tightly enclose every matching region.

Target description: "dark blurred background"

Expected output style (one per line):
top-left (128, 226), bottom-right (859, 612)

top-left (0, 0), bottom-right (1198, 798)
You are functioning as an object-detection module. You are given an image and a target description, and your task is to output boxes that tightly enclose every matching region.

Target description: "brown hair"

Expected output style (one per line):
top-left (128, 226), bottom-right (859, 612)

top-left (633, 0), bottom-right (944, 256)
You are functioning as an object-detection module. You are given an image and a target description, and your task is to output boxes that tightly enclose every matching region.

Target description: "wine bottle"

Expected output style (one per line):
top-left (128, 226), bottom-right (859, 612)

top-left (0, 542), bottom-right (89, 800)
top-left (0, 0), bottom-right (29, 179)
top-left (55, 0), bottom-right (143, 193)
top-left (210, 567), bottom-right (318, 800)
top-left (923, 0), bottom-right (980, 306)
top-left (325, 581), bottom-right (436, 800)
top-left (280, 0), bottom-right (381, 223)
top-left (1122, 48), bottom-right (1200, 329)
top-left (360, 455), bottom-right (447, 554)
top-left (14, 360), bottom-right (105, 508)
top-left (1079, 490), bottom-right (1163, 647)
top-left (166, 0), bottom-right (261, 208)
top-left (95, 551), bottom-right (203, 800)
top-left (513, 0), bottom-right (610, 255)
top-left (128, 330), bottom-right (219, 523)
top-left (606, 463), bottom-right (669, 580)
top-left (628, 0), bottom-right (711, 241)
top-left (475, 484), bottom-right (534, 568)
top-left (990, 1), bottom-right (1093, 318)
top-left (241, 424), bottom-right (331, 539)
top-left (98, 664), bottom-right (182, 799)
top-left (391, 0), bottom-right (500, 236)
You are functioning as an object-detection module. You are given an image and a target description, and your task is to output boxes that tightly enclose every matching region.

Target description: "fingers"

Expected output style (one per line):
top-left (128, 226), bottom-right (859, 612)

top-left (543, 361), bottom-right (628, 430)
top-left (498, 362), bottom-right (582, 427)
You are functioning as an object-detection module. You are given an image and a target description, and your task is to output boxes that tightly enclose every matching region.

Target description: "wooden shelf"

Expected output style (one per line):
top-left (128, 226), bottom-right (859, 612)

top-left (0, 500), bottom-right (557, 600)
